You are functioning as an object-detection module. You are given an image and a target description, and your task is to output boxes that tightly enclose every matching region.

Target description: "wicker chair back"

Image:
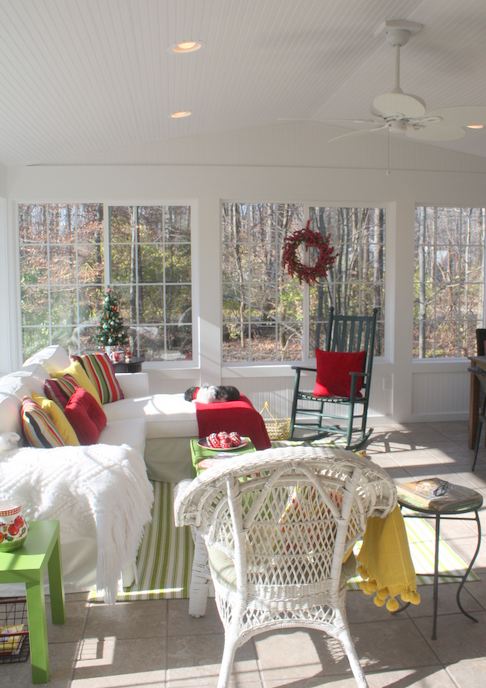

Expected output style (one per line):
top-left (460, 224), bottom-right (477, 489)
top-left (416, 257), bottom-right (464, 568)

top-left (175, 445), bottom-right (396, 688)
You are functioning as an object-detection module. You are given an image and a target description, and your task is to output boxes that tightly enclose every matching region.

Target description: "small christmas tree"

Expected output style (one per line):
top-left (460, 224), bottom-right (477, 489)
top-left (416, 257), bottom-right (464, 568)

top-left (96, 288), bottom-right (128, 348)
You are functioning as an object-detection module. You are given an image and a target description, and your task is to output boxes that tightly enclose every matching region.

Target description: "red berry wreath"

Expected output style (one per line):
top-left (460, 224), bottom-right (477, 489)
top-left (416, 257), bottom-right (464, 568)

top-left (282, 220), bottom-right (337, 284)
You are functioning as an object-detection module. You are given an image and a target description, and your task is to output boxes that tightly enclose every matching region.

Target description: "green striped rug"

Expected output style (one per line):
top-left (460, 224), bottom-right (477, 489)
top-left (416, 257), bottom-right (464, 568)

top-left (89, 483), bottom-right (478, 602)
top-left (95, 482), bottom-right (194, 601)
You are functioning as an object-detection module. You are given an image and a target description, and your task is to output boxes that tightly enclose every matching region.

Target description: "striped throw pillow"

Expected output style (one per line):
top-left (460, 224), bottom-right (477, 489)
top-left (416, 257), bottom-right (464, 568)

top-left (76, 353), bottom-right (124, 404)
top-left (44, 374), bottom-right (79, 408)
top-left (20, 397), bottom-right (65, 448)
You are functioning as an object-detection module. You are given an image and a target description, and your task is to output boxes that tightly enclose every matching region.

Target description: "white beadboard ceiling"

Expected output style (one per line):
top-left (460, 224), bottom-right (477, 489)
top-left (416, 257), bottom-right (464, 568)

top-left (1, 0), bottom-right (486, 165)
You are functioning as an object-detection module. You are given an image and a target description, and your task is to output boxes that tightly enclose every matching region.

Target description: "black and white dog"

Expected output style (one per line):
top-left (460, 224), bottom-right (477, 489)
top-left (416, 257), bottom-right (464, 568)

top-left (184, 384), bottom-right (241, 403)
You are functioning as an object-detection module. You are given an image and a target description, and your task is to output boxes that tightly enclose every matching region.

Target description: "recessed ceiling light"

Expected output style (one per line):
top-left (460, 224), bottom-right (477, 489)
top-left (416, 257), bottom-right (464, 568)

top-left (170, 110), bottom-right (192, 119)
top-left (466, 123), bottom-right (485, 130)
top-left (170, 40), bottom-right (202, 54)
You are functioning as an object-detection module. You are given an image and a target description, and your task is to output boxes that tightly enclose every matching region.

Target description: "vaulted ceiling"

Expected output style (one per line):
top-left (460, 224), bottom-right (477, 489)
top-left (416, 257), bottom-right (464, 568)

top-left (1, 0), bottom-right (486, 166)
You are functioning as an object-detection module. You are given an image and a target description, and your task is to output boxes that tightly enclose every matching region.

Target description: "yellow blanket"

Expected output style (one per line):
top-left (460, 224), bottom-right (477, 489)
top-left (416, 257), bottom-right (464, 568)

top-left (356, 505), bottom-right (421, 611)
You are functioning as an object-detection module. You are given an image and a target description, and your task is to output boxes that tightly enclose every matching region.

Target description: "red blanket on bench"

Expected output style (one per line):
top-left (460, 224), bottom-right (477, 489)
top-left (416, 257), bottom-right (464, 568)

top-left (195, 395), bottom-right (271, 450)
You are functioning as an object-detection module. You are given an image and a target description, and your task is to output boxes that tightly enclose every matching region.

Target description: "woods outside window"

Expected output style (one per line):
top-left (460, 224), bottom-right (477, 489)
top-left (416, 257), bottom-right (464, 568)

top-left (222, 202), bottom-right (385, 363)
top-left (414, 206), bottom-right (486, 358)
top-left (18, 202), bottom-right (192, 362)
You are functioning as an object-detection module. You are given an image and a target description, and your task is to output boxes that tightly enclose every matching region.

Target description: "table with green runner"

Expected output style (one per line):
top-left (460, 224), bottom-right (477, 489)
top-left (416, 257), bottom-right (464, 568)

top-left (190, 437), bottom-right (256, 475)
top-left (187, 437), bottom-right (256, 617)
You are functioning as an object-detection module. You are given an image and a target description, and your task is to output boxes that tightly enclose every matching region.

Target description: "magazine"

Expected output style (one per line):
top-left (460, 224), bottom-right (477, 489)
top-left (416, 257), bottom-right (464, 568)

top-left (0, 624), bottom-right (26, 656)
top-left (396, 478), bottom-right (481, 512)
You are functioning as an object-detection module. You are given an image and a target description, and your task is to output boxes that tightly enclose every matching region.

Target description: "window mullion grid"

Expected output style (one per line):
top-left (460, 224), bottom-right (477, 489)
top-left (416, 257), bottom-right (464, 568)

top-left (432, 207), bottom-right (438, 357)
top-left (103, 205), bottom-right (111, 288)
top-left (133, 206), bottom-right (140, 356)
top-left (74, 207), bottom-right (81, 352)
top-left (248, 217), bottom-right (253, 360)
top-left (303, 282), bottom-right (310, 362)
top-left (275, 217), bottom-right (279, 359)
top-left (482, 208), bottom-right (486, 326)
top-left (303, 205), bottom-right (313, 360)
top-left (162, 208), bottom-right (167, 360)
top-left (46, 207), bottom-right (52, 346)
top-left (458, 210), bottom-right (464, 357)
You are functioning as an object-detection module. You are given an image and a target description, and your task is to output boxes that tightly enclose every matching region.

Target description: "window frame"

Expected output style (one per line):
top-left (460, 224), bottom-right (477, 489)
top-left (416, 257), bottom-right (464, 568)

top-left (15, 199), bottom-right (198, 368)
top-left (413, 204), bottom-right (486, 360)
top-left (220, 199), bottom-right (388, 369)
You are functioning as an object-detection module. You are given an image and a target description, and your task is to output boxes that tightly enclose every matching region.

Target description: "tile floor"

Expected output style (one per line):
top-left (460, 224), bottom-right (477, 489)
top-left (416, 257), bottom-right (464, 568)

top-left (3, 420), bottom-right (486, 687)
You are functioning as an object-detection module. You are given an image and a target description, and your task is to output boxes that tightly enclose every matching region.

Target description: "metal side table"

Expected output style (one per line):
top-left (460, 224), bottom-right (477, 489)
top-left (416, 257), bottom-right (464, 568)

top-left (397, 481), bottom-right (482, 640)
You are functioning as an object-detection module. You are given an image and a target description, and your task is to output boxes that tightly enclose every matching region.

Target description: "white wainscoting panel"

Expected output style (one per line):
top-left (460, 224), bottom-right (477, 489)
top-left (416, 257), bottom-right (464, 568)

top-left (412, 368), bottom-right (469, 420)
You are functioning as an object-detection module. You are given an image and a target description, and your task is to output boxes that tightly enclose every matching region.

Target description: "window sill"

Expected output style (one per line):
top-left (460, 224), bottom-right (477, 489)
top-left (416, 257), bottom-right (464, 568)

top-left (223, 364), bottom-right (296, 379)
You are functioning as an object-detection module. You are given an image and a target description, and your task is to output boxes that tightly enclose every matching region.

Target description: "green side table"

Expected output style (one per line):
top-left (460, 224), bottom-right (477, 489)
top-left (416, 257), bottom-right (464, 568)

top-left (190, 437), bottom-right (256, 475)
top-left (0, 520), bottom-right (65, 683)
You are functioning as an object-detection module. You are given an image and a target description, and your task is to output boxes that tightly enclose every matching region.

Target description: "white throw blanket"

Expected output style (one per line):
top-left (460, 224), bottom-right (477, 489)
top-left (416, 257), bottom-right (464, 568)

top-left (0, 443), bottom-right (154, 603)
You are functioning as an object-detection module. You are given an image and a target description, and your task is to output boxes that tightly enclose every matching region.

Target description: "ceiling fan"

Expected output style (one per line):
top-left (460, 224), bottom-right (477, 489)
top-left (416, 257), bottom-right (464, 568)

top-left (329, 19), bottom-right (486, 144)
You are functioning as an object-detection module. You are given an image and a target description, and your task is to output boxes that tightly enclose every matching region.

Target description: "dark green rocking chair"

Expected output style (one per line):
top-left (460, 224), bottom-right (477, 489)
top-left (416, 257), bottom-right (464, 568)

top-left (289, 308), bottom-right (378, 449)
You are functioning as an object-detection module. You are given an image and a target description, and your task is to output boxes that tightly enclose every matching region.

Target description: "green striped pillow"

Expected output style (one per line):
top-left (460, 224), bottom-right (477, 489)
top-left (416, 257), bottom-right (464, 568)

top-left (76, 353), bottom-right (124, 404)
top-left (21, 397), bottom-right (65, 448)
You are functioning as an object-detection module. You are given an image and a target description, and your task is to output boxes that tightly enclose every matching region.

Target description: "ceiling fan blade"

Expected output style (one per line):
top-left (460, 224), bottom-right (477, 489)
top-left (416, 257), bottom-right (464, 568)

top-left (405, 124), bottom-right (466, 141)
top-left (429, 106), bottom-right (486, 127)
top-left (318, 118), bottom-right (379, 124)
top-left (328, 124), bottom-right (388, 143)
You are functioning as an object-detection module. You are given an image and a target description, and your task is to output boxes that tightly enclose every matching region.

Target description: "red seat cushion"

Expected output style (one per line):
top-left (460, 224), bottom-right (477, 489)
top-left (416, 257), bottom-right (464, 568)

top-left (313, 350), bottom-right (366, 398)
top-left (64, 388), bottom-right (107, 445)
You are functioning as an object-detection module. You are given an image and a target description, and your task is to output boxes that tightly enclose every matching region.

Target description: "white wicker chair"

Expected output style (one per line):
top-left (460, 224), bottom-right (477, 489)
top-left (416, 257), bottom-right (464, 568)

top-left (174, 445), bottom-right (397, 688)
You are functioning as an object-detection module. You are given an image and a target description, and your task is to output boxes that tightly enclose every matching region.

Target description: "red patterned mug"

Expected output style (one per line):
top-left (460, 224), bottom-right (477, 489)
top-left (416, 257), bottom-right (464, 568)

top-left (0, 503), bottom-right (29, 552)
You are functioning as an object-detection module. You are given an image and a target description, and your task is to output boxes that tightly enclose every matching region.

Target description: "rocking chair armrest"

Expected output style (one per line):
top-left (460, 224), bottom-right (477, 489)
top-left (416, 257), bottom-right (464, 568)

top-left (291, 365), bottom-right (317, 373)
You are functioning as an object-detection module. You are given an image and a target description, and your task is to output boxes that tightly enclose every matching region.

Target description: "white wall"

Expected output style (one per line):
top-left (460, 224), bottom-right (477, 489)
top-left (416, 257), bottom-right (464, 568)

top-left (5, 122), bottom-right (486, 422)
top-left (0, 163), bottom-right (14, 371)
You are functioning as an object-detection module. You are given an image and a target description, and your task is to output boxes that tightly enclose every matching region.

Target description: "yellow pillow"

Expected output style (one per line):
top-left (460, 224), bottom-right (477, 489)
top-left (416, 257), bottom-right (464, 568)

top-left (32, 393), bottom-right (80, 446)
top-left (52, 360), bottom-right (101, 404)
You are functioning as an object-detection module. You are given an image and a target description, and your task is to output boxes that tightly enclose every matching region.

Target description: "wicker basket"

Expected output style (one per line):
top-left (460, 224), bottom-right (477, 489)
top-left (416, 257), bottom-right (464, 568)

top-left (260, 401), bottom-right (291, 441)
top-left (0, 597), bottom-right (29, 664)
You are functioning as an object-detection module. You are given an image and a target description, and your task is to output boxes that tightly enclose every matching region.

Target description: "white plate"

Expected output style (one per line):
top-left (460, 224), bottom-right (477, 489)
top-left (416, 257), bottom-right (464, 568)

top-left (198, 437), bottom-right (250, 451)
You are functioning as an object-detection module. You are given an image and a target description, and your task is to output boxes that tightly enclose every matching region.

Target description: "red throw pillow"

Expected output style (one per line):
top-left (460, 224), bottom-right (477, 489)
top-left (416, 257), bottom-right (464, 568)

top-left (64, 388), bottom-right (107, 445)
top-left (313, 350), bottom-right (366, 398)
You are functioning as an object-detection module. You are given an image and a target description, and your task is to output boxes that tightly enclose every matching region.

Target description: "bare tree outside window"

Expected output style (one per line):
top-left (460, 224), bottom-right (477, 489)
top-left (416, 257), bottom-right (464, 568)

top-left (19, 203), bottom-right (104, 358)
top-left (309, 207), bottom-right (385, 357)
top-left (222, 203), bottom-right (385, 363)
top-left (109, 205), bottom-right (192, 361)
top-left (222, 202), bottom-right (304, 362)
top-left (19, 202), bottom-right (193, 362)
top-left (414, 206), bottom-right (486, 358)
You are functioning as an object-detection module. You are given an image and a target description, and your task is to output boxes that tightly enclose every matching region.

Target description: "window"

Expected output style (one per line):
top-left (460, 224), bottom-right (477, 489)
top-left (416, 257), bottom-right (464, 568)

top-left (308, 206), bottom-right (385, 358)
top-left (19, 203), bottom-right (104, 358)
top-left (414, 206), bottom-right (486, 358)
top-left (108, 205), bottom-right (192, 361)
top-left (18, 202), bottom-right (192, 362)
top-left (222, 203), bottom-right (385, 363)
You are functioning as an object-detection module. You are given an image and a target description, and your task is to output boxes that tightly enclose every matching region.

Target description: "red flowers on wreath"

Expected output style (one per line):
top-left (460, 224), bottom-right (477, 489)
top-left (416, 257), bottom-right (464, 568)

top-left (282, 220), bottom-right (337, 284)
